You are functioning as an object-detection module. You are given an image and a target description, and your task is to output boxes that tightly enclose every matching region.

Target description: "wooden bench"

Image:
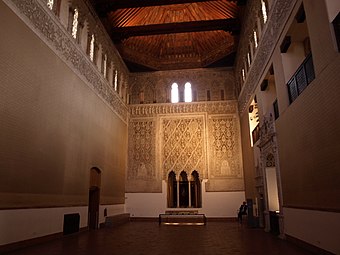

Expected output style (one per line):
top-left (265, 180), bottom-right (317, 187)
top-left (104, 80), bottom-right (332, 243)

top-left (159, 212), bottom-right (206, 225)
top-left (165, 210), bottom-right (199, 215)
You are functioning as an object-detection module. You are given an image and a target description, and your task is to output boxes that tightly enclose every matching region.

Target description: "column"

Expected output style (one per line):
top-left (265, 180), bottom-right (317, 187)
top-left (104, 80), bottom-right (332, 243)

top-left (188, 181), bottom-right (191, 208)
top-left (177, 177), bottom-right (180, 208)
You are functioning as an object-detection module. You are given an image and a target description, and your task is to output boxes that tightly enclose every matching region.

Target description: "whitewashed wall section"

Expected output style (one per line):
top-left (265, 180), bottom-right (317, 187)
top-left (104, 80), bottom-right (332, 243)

top-left (127, 101), bottom-right (244, 192)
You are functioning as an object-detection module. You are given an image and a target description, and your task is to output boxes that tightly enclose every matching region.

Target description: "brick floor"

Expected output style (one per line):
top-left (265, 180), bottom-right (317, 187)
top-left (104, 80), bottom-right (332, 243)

top-left (5, 221), bottom-right (313, 255)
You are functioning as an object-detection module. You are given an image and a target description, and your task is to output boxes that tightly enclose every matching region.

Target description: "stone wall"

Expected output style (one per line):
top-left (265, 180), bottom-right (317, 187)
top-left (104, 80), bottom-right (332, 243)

top-left (129, 68), bottom-right (236, 104)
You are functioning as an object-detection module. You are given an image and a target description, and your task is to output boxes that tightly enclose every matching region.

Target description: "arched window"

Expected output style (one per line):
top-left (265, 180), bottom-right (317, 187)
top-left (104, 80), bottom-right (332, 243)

top-left (184, 82), bottom-right (192, 102)
top-left (89, 34), bottom-right (95, 61)
top-left (253, 30), bottom-right (258, 48)
top-left (171, 83), bottom-right (179, 103)
top-left (261, 0), bottom-right (268, 23)
top-left (102, 54), bottom-right (107, 78)
top-left (71, 8), bottom-right (79, 39)
top-left (114, 69), bottom-right (118, 91)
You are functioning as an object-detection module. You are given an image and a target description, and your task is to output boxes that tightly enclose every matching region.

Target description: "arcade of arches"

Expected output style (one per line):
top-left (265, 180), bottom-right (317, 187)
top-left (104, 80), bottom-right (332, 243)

top-left (167, 170), bottom-right (202, 208)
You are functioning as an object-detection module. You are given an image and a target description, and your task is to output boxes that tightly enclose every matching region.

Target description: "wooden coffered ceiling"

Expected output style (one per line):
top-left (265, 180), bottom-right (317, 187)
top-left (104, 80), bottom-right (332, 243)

top-left (89, 0), bottom-right (246, 72)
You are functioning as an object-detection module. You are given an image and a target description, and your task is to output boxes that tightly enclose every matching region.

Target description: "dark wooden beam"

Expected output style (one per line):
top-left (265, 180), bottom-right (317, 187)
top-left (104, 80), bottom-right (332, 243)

top-left (95, 0), bottom-right (239, 15)
top-left (111, 18), bottom-right (240, 40)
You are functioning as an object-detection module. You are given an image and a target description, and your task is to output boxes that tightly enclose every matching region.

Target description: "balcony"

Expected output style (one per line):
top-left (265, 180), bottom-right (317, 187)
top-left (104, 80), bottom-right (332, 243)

top-left (287, 53), bottom-right (315, 104)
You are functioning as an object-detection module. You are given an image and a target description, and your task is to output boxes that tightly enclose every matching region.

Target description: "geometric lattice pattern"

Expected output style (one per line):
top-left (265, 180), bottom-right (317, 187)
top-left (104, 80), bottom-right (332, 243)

top-left (161, 116), bottom-right (206, 179)
top-left (209, 116), bottom-right (242, 177)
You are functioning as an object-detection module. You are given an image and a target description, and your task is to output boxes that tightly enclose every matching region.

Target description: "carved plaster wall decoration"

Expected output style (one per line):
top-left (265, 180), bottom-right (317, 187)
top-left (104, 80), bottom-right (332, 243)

top-left (128, 101), bottom-right (243, 192)
top-left (206, 114), bottom-right (244, 192)
top-left (6, 0), bottom-right (129, 123)
top-left (160, 115), bottom-right (207, 180)
top-left (128, 120), bottom-right (156, 181)
top-left (235, 0), bottom-right (297, 114)
top-left (209, 116), bottom-right (242, 178)
top-left (126, 118), bottom-right (162, 193)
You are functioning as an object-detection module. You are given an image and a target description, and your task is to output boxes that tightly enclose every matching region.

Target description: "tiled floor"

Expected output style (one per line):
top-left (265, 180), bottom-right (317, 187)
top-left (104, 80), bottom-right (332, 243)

top-left (5, 221), bottom-right (313, 255)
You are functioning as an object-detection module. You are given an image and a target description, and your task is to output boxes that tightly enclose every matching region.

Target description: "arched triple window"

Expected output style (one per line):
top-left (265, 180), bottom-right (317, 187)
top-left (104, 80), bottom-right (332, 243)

top-left (171, 83), bottom-right (179, 103)
top-left (167, 171), bottom-right (202, 208)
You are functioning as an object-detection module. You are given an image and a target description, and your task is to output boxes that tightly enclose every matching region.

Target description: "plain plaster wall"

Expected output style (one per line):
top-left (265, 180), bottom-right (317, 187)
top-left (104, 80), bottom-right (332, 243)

top-left (284, 207), bottom-right (340, 254)
top-left (0, 204), bottom-right (125, 245)
top-left (126, 180), bottom-right (245, 217)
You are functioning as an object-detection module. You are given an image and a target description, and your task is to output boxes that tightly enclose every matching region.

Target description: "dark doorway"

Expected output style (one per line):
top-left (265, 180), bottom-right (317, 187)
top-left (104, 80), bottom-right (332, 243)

top-left (88, 168), bottom-right (101, 230)
top-left (88, 187), bottom-right (100, 230)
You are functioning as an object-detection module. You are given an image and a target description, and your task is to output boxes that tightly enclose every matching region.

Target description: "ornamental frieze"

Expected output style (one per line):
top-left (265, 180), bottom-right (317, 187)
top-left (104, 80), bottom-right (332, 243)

top-left (129, 101), bottom-right (238, 117)
top-left (237, 0), bottom-right (296, 114)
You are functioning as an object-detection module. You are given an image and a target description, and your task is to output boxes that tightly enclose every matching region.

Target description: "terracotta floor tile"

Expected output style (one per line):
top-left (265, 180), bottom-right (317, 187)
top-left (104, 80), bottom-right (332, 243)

top-left (5, 222), bottom-right (313, 255)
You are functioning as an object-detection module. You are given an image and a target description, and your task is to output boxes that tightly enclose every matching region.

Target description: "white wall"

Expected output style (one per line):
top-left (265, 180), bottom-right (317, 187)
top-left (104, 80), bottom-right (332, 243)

top-left (281, 42), bottom-right (306, 83)
top-left (283, 207), bottom-right (340, 254)
top-left (0, 207), bottom-right (87, 246)
top-left (201, 180), bottom-right (246, 217)
top-left (0, 204), bottom-right (125, 246)
top-left (125, 180), bottom-right (245, 217)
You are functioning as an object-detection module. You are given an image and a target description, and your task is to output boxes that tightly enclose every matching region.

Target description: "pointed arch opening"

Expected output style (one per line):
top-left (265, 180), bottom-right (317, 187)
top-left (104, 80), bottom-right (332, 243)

top-left (167, 171), bottom-right (177, 208)
top-left (179, 171), bottom-right (189, 207)
top-left (190, 171), bottom-right (202, 208)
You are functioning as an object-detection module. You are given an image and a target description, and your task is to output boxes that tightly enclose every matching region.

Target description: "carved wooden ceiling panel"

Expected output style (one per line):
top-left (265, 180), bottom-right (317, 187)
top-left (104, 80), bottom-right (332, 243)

top-left (89, 0), bottom-right (245, 71)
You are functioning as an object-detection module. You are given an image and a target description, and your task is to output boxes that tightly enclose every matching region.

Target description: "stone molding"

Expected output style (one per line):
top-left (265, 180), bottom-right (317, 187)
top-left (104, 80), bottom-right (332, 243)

top-left (237, 0), bottom-right (297, 114)
top-left (5, 0), bottom-right (128, 123)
